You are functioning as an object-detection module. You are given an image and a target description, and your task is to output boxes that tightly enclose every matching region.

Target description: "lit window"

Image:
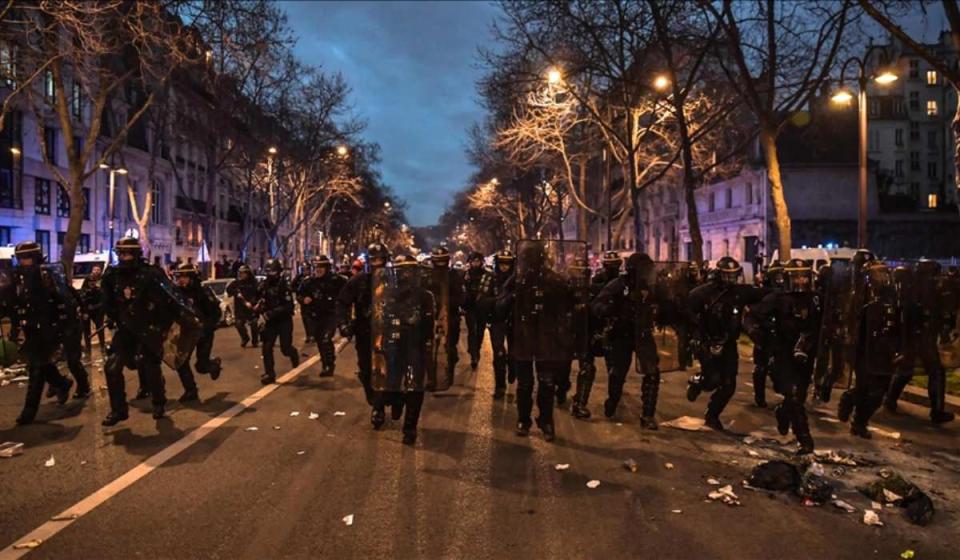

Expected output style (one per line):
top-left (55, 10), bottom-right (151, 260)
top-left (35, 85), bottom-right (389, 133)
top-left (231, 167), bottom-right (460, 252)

top-left (44, 69), bottom-right (55, 101)
top-left (927, 100), bottom-right (938, 116)
top-left (927, 70), bottom-right (938, 85)
top-left (928, 193), bottom-right (938, 208)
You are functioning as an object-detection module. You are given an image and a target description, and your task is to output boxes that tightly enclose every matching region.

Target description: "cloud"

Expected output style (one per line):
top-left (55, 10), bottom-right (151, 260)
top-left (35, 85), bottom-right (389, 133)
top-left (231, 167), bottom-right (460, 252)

top-left (280, 1), bottom-right (500, 225)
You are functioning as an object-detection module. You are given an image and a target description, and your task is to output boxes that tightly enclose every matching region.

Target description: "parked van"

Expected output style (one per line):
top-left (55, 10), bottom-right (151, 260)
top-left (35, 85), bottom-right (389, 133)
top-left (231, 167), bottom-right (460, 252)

top-left (769, 246), bottom-right (858, 271)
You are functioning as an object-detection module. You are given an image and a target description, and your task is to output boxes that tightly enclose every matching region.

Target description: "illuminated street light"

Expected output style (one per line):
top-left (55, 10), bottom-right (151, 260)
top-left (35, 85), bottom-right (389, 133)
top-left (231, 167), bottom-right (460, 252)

top-left (653, 75), bottom-right (670, 91)
top-left (490, 178), bottom-right (499, 186)
top-left (336, 145), bottom-right (348, 156)
top-left (830, 88), bottom-right (854, 105)
top-left (874, 71), bottom-right (898, 85)
top-left (268, 146), bottom-right (278, 155)
top-left (546, 67), bottom-right (562, 84)
top-left (9, 147), bottom-right (20, 156)
top-left (116, 167), bottom-right (128, 175)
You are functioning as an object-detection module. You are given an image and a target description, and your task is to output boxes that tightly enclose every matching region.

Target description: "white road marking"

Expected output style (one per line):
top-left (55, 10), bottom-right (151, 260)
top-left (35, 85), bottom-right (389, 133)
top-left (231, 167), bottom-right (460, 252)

top-left (0, 339), bottom-right (348, 559)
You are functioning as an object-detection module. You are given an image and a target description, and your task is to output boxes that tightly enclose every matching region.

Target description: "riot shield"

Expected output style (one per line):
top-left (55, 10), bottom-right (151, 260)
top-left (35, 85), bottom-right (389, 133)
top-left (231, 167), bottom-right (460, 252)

top-left (512, 239), bottom-right (585, 362)
top-left (155, 273), bottom-right (203, 370)
top-left (939, 272), bottom-right (960, 368)
top-left (425, 266), bottom-right (453, 391)
top-left (569, 257), bottom-right (591, 360)
top-left (650, 261), bottom-right (688, 373)
top-left (371, 265), bottom-right (435, 392)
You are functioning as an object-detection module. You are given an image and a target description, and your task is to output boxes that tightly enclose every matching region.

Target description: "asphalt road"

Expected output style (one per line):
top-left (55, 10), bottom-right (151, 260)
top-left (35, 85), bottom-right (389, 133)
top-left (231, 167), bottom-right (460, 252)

top-left (0, 320), bottom-right (958, 559)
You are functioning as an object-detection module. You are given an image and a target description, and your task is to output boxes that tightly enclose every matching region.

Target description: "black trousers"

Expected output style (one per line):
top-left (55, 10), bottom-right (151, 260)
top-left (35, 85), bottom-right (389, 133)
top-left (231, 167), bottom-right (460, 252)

top-left (846, 369), bottom-right (891, 429)
top-left (607, 335), bottom-right (661, 417)
top-left (105, 329), bottom-right (165, 412)
top-left (355, 329), bottom-right (374, 404)
top-left (235, 315), bottom-right (260, 346)
top-left (772, 355), bottom-right (814, 445)
top-left (752, 343), bottom-right (771, 404)
top-left (261, 317), bottom-right (297, 378)
top-left (465, 310), bottom-right (485, 361)
top-left (515, 360), bottom-right (564, 427)
top-left (696, 340), bottom-right (740, 419)
top-left (886, 331), bottom-right (950, 417)
top-left (306, 316), bottom-right (337, 371)
top-left (374, 391), bottom-right (425, 433)
top-left (63, 324), bottom-right (91, 392)
top-left (83, 310), bottom-right (105, 354)
top-left (814, 331), bottom-right (846, 396)
top-left (488, 321), bottom-right (513, 390)
top-left (21, 361), bottom-right (71, 416)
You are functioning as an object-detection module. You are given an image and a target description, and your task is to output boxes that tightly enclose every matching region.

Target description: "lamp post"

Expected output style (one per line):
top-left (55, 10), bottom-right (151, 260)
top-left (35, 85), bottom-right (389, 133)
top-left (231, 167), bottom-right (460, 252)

top-left (99, 163), bottom-right (128, 262)
top-left (831, 49), bottom-right (898, 249)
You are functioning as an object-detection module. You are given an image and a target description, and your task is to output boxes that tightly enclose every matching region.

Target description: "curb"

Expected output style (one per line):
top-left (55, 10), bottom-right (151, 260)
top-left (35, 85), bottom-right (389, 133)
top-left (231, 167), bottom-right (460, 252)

top-left (900, 384), bottom-right (960, 413)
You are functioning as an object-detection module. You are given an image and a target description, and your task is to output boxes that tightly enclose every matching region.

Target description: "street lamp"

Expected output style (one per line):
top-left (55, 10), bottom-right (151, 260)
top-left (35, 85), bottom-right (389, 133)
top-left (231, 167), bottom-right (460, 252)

top-left (652, 74), bottom-right (671, 91)
top-left (546, 67), bottom-right (562, 85)
top-left (830, 48), bottom-right (898, 249)
top-left (336, 145), bottom-right (348, 157)
top-left (100, 164), bottom-right (128, 261)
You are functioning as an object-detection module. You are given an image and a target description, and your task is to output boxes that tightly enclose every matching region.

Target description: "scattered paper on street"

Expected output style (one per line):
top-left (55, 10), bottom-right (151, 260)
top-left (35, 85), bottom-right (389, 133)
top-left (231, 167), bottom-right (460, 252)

top-left (554, 463), bottom-right (570, 471)
top-left (706, 478), bottom-right (720, 485)
top-left (832, 500), bottom-right (857, 513)
top-left (290, 411), bottom-right (300, 417)
top-left (244, 426), bottom-right (259, 432)
top-left (13, 539), bottom-right (42, 549)
top-left (0, 441), bottom-right (24, 458)
top-left (44, 455), bottom-right (55, 468)
top-left (334, 411), bottom-right (346, 416)
top-left (342, 514), bottom-right (354, 526)
top-left (661, 416), bottom-right (705, 431)
top-left (586, 480), bottom-right (601, 489)
top-left (308, 412), bottom-right (320, 420)
top-left (707, 485), bottom-right (740, 506)
top-left (670, 509), bottom-right (682, 514)
top-left (664, 463), bottom-right (674, 470)
top-left (867, 426), bottom-right (901, 440)
top-left (863, 510), bottom-right (883, 526)
top-left (297, 450), bottom-right (306, 455)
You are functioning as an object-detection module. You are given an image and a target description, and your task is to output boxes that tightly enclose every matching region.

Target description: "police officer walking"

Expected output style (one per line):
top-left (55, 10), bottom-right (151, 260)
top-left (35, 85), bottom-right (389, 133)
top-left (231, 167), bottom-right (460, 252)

top-left (254, 259), bottom-right (300, 384)
top-left (463, 251), bottom-right (488, 369)
top-left (172, 262), bottom-right (223, 402)
top-left (591, 253), bottom-right (662, 429)
top-left (748, 263), bottom-right (785, 408)
top-left (427, 246), bottom-right (467, 381)
top-left (2, 242), bottom-right (81, 424)
top-left (79, 265), bottom-right (105, 354)
top-left (297, 255), bottom-right (346, 376)
top-left (745, 260), bottom-right (821, 454)
top-left (686, 256), bottom-right (764, 430)
top-left (482, 249), bottom-right (515, 399)
top-left (227, 264), bottom-right (260, 348)
top-left (101, 237), bottom-right (201, 424)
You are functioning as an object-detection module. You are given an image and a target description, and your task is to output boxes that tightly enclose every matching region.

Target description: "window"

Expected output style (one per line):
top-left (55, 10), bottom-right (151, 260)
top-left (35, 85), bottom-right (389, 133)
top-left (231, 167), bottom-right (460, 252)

top-left (927, 100), bottom-right (938, 116)
top-left (44, 127), bottom-right (57, 165)
top-left (893, 99), bottom-right (904, 115)
top-left (151, 181), bottom-right (162, 224)
top-left (869, 99), bottom-right (880, 116)
top-left (895, 128), bottom-right (904, 146)
top-left (909, 91), bottom-right (919, 110)
top-left (56, 231), bottom-right (65, 254)
top-left (35, 230), bottom-right (50, 257)
top-left (0, 42), bottom-right (15, 86)
top-left (928, 130), bottom-right (938, 149)
top-left (72, 135), bottom-right (82, 160)
top-left (0, 226), bottom-right (10, 245)
top-left (928, 162), bottom-right (937, 179)
top-left (44, 69), bottom-right (55, 101)
top-left (910, 121), bottom-right (919, 140)
top-left (34, 178), bottom-right (51, 214)
top-left (82, 187), bottom-right (90, 220)
top-left (71, 80), bottom-right (82, 120)
top-left (895, 160), bottom-right (904, 177)
top-left (910, 151), bottom-right (920, 171)
top-left (909, 59), bottom-right (919, 78)
top-left (745, 182), bottom-right (753, 205)
top-left (910, 182), bottom-right (920, 195)
top-left (77, 233), bottom-right (90, 254)
top-left (927, 70), bottom-right (938, 86)
top-left (708, 192), bottom-right (715, 212)
top-left (928, 193), bottom-right (938, 209)
top-left (868, 129), bottom-right (880, 150)
top-left (56, 183), bottom-right (70, 217)
top-left (725, 188), bottom-right (732, 209)
top-left (175, 219), bottom-right (183, 246)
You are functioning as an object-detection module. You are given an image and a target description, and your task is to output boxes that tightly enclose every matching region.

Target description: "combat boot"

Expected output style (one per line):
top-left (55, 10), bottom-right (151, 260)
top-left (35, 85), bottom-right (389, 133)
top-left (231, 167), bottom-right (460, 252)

top-left (101, 409), bottom-right (129, 427)
top-left (55, 378), bottom-right (73, 406)
top-left (640, 416), bottom-right (658, 430)
top-left (402, 430), bottom-right (417, 446)
top-left (179, 389), bottom-right (199, 403)
top-left (391, 397), bottom-right (404, 420)
top-left (15, 408), bottom-right (37, 425)
top-left (536, 418), bottom-right (555, 442)
top-left (515, 421), bottom-right (531, 437)
top-left (850, 423), bottom-right (872, 439)
top-left (837, 390), bottom-right (854, 422)
top-left (774, 403), bottom-right (790, 435)
top-left (603, 398), bottom-right (617, 418)
top-left (704, 414), bottom-right (724, 431)
top-left (686, 375), bottom-right (703, 402)
top-left (796, 433), bottom-right (815, 455)
top-left (371, 408), bottom-right (385, 430)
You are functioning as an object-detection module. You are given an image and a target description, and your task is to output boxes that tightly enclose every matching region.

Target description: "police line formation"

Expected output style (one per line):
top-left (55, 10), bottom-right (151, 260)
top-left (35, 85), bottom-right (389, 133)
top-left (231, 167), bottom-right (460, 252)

top-left (2, 237), bottom-right (957, 451)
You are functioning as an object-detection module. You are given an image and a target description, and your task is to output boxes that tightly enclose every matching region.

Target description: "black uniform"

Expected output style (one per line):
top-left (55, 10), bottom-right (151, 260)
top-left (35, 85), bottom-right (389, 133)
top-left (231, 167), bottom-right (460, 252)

top-left (591, 261), bottom-right (662, 424)
top-left (227, 274), bottom-right (260, 347)
top-left (481, 264), bottom-right (515, 397)
top-left (746, 287), bottom-right (821, 453)
top-left (687, 278), bottom-right (763, 428)
top-left (174, 277), bottom-right (223, 398)
top-left (102, 260), bottom-right (196, 420)
top-left (79, 274), bottom-right (106, 353)
top-left (813, 264), bottom-right (851, 402)
top-left (297, 271), bottom-right (346, 375)
top-left (570, 265), bottom-right (620, 419)
top-left (1, 264), bottom-right (79, 424)
top-left (292, 268), bottom-right (312, 343)
top-left (463, 263), bottom-right (488, 366)
top-left (336, 270), bottom-right (376, 403)
top-left (254, 274), bottom-right (299, 383)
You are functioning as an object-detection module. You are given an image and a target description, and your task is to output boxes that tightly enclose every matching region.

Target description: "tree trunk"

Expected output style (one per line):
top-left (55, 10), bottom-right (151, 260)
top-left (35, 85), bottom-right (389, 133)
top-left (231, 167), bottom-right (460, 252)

top-left (60, 165), bottom-right (86, 280)
top-left (759, 126), bottom-right (792, 261)
top-left (577, 161), bottom-right (588, 242)
top-left (683, 171), bottom-right (704, 264)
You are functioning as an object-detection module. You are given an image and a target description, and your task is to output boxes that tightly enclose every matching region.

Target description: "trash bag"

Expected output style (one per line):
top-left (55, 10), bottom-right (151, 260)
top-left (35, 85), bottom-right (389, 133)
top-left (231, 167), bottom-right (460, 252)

top-left (798, 473), bottom-right (834, 505)
top-left (747, 460), bottom-right (801, 492)
top-left (902, 492), bottom-right (935, 527)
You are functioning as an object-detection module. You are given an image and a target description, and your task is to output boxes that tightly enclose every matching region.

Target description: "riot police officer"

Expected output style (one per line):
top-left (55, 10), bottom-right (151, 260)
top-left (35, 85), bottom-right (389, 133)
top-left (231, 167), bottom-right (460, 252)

top-left (813, 262), bottom-right (851, 402)
top-left (227, 265), bottom-right (260, 347)
top-left (591, 253), bottom-right (662, 429)
top-left (172, 262), bottom-right (223, 401)
top-left (884, 260), bottom-right (955, 424)
top-left (482, 249), bottom-right (516, 399)
top-left (748, 263), bottom-right (785, 408)
top-left (297, 255), bottom-right (346, 376)
top-left (292, 261), bottom-right (313, 345)
top-left (686, 256), bottom-right (764, 430)
top-left (2, 242), bottom-right (79, 424)
top-left (463, 251), bottom-right (488, 369)
top-left (570, 251), bottom-right (622, 419)
top-left (254, 259), bottom-right (299, 384)
top-left (427, 246), bottom-right (467, 380)
top-left (337, 242), bottom-right (390, 412)
top-left (838, 262), bottom-right (904, 438)
top-left (746, 259), bottom-right (821, 454)
top-left (101, 237), bottom-right (201, 424)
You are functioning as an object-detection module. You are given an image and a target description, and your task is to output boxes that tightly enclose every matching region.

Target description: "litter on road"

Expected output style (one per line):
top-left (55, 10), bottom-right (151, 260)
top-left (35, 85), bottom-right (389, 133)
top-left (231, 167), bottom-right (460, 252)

top-left (1, 441), bottom-right (24, 458)
top-left (664, 463), bottom-right (674, 470)
top-left (661, 416), bottom-right (705, 431)
top-left (44, 455), bottom-right (55, 467)
top-left (832, 500), bottom-right (857, 513)
top-left (244, 427), bottom-right (259, 432)
top-left (707, 485), bottom-right (740, 506)
top-left (334, 411), bottom-right (346, 416)
top-left (308, 412), bottom-right (320, 420)
top-left (586, 480), bottom-right (601, 489)
top-left (13, 539), bottom-right (42, 549)
top-left (623, 459), bottom-right (639, 472)
top-left (863, 510), bottom-right (883, 526)
top-left (290, 411), bottom-right (300, 417)
top-left (554, 463), bottom-right (570, 471)
top-left (342, 514), bottom-right (354, 526)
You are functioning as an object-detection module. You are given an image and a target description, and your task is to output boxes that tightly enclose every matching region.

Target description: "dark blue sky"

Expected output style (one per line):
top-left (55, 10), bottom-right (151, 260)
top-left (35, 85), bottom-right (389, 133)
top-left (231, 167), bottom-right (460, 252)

top-left (280, 1), bottom-right (501, 226)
